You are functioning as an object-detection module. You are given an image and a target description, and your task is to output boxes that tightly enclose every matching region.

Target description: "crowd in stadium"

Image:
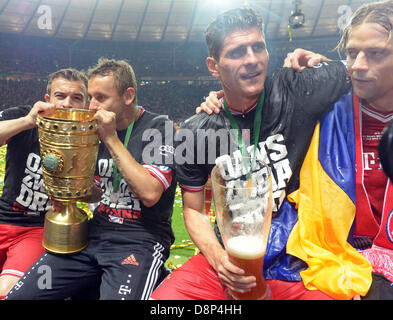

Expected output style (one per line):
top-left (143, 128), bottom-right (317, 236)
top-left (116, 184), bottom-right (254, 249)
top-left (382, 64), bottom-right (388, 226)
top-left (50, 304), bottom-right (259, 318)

top-left (0, 77), bottom-right (221, 123)
top-left (0, 33), bottom-right (338, 123)
top-left (0, 34), bottom-right (222, 122)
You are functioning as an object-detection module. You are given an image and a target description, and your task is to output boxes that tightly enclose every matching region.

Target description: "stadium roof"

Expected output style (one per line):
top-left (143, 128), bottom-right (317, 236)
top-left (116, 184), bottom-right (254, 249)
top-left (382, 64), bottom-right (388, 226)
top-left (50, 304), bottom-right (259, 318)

top-left (0, 0), bottom-right (373, 42)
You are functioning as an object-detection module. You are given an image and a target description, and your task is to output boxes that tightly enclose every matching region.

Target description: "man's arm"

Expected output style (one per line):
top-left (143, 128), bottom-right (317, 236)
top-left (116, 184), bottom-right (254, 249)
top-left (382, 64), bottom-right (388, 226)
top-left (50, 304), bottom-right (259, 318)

top-left (283, 48), bottom-right (331, 71)
top-left (197, 48), bottom-right (340, 115)
top-left (182, 189), bottom-right (256, 294)
top-left (109, 140), bottom-right (164, 207)
top-left (0, 101), bottom-right (56, 145)
top-left (94, 109), bottom-right (164, 207)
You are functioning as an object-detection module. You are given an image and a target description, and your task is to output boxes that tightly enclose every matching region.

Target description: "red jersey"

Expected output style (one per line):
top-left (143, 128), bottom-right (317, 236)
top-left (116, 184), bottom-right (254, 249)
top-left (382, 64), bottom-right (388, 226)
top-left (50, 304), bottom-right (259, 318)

top-left (361, 102), bottom-right (393, 225)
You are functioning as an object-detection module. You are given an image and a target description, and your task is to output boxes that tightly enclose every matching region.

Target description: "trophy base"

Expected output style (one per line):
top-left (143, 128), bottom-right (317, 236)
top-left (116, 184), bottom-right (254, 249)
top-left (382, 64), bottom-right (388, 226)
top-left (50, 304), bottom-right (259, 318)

top-left (42, 202), bottom-right (88, 254)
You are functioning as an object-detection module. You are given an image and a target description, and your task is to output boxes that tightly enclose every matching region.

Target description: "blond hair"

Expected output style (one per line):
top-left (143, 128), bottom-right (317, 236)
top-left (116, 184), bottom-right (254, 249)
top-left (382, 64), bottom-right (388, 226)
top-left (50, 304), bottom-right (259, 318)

top-left (336, 0), bottom-right (393, 53)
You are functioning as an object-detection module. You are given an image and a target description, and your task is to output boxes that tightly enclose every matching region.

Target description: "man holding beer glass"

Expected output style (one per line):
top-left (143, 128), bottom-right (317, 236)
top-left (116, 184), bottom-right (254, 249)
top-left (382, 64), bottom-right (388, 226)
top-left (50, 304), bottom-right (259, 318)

top-left (210, 156), bottom-right (274, 300)
top-left (151, 7), bottom-right (351, 300)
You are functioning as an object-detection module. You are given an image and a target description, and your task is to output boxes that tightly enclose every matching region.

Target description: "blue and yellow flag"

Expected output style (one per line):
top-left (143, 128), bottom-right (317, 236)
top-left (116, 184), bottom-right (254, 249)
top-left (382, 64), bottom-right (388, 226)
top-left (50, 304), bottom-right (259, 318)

top-left (287, 92), bottom-right (372, 300)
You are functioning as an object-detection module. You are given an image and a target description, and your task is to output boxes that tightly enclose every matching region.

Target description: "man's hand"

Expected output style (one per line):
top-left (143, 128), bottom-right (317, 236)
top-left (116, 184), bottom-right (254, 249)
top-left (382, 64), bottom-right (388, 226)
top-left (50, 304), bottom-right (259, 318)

top-left (214, 249), bottom-right (257, 295)
top-left (182, 190), bottom-right (256, 295)
top-left (26, 101), bottom-right (56, 129)
top-left (196, 90), bottom-right (224, 115)
top-left (93, 109), bottom-right (118, 144)
top-left (283, 48), bottom-right (330, 71)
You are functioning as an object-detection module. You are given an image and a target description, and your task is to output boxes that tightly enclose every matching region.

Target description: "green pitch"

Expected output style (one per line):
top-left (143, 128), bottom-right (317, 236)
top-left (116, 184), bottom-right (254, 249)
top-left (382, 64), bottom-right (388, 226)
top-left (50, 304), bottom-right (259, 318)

top-left (166, 189), bottom-right (198, 269)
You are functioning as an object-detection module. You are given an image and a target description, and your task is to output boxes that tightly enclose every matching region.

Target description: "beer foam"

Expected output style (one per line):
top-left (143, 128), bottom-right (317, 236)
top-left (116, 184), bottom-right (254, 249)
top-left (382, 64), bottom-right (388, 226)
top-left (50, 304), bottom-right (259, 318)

top-left (226, 235), bottom-right (265, 259)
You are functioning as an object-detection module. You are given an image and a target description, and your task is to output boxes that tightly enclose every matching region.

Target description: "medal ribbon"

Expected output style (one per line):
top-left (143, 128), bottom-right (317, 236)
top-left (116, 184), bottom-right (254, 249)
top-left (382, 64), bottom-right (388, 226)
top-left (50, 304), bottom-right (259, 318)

top-left (112, 108), bottom-right (141, 193)
top-left (222, 91), bottom-right (264, 178)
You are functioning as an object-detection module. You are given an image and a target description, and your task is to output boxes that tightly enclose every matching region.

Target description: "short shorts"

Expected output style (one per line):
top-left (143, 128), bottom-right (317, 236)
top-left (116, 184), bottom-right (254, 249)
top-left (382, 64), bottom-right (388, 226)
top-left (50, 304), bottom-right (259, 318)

top-left (151, 253), bottom-right (333, 300)
top-left (0, 224), bottom-right (44, 278)
top-left (6, 226), bottom-right (170, 300)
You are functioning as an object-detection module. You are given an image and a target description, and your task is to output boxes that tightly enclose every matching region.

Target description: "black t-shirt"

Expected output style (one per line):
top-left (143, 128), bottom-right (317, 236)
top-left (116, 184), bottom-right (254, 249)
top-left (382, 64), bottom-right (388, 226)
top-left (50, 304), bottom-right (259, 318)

top-left (0, 105), bottom-right (50, 226)
top-left (91, 108), bottom-right (176, 246)
top-left (175, 61), bottom-right (351, 212)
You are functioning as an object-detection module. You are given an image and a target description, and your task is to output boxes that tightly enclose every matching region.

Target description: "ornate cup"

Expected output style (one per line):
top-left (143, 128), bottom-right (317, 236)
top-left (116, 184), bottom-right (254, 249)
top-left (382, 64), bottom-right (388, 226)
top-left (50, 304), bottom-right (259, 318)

top-left (211, 156), bottom-right (273, 300)
top-left (37, 108), bottom-right (99, 254)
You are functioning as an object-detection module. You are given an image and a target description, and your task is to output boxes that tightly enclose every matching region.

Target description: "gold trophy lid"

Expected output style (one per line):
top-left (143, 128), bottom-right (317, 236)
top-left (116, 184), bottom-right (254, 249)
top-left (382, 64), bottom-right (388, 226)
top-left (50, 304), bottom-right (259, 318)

top-left (40, 108), bottom-right (95, 122)
top-left (37, 108), bottom-right (98, 135)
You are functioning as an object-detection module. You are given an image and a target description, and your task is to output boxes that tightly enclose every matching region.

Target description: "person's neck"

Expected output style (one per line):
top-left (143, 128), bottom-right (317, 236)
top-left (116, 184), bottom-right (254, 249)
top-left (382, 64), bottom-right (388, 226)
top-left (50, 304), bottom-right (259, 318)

top-left (365, 95), bottom-right (393, 114)
top-left (117, 104), bottom-right (139, 130)
top-left (223, 91), bottom-right (260, 114)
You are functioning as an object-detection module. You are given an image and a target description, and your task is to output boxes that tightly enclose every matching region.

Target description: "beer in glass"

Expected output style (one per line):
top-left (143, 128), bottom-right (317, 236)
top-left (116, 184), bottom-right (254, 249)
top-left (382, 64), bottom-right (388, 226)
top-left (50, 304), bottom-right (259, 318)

top-left (211, 156), bottom-right (272, 300)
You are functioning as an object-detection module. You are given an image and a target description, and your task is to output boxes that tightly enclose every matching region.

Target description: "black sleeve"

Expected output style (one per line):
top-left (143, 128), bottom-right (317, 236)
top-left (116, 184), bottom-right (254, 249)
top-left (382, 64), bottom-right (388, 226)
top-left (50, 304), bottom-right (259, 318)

top-left (0, 105), bottom-right (31, 121)
top-left (141, 114), bottom-right (176, 171)
top-left (278, 61), bottom-right (351, 116)
top-left (0, 105), bottom-right (35, 145)
top-left (174, 114), bottom-right (212, 189)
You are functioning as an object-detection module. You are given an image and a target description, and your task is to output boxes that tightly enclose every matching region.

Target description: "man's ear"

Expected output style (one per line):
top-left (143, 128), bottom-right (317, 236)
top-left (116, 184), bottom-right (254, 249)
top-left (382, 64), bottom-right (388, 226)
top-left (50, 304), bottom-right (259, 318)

top-left (44, 93), bottom-right (50, 102)
top-left (206, 57), bottom-right (220, 79)
top-left (123, 87), bottom-right (135, 106)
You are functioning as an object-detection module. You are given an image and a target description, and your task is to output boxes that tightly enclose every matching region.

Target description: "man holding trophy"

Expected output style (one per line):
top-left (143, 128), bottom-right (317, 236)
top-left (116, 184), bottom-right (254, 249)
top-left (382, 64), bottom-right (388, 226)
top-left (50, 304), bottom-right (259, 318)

top-left (151, 7), bottom-right (352, 300)
top-left (6, 59), bottom-right (177, 300)
top-left (0, 68), bottom-right (91, 299)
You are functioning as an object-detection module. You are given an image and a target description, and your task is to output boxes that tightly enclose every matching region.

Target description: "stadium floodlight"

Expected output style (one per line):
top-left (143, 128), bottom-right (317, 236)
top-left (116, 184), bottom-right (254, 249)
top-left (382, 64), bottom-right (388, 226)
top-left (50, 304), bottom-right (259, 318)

top-left (202, 0), bottom-right (249, 9)
top-left (288, 0), bottom-right (305, 29)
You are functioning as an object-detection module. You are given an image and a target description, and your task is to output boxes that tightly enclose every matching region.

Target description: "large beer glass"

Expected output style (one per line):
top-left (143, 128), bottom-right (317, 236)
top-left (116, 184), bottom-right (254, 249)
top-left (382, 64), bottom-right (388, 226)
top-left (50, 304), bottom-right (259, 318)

top-left (211, 156), bottom-right (272, 300)
top-left (37, 108), bottom-right (99, 254)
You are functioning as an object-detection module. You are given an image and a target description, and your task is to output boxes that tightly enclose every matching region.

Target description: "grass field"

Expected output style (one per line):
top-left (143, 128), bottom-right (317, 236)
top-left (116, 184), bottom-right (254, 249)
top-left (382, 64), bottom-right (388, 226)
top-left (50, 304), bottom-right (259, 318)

top-left (0, 145), bottom-right (206, 270)
top-left (166, 188), bottom-right (199, 269)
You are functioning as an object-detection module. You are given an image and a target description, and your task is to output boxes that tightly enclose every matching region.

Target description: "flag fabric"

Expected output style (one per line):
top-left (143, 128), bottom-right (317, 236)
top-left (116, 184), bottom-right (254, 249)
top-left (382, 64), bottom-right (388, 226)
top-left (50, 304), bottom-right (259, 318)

top-left (264, 199), bottom-right (306, 281)
top-left (286, 92), bottom-right (372, 299)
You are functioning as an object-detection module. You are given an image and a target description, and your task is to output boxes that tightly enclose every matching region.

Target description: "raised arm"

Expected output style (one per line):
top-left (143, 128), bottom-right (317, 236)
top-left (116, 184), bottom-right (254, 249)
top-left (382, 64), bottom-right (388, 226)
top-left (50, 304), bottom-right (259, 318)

top-left (283, 48), bottom-right (331, 71)
top-left (0, 101), bottom-right (56, 145)
top-left (93, 108), bottom-right (165, 207)
top-left (197, 48), bottom-right (338, 115)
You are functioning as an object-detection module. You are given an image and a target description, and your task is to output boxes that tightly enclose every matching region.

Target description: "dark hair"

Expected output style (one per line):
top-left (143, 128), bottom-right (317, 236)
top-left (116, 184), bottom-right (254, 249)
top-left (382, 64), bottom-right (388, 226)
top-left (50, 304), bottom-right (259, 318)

top-left (87, 58), bottom-right (138, 105)
top-left (46, 68), bottom-right (88, 102)
top-left (336, 0), bottom-right (393, 52)
top-left (205, 7), bottom-right (265, 61)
